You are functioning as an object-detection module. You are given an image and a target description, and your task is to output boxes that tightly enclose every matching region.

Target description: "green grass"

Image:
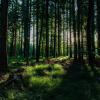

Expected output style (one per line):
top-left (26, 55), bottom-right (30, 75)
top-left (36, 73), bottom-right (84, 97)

top-left (50, 56), bottom-right (69, 62)
top-left (24, 64), bottom-right (65, 77)
top-left (0, 64), bottom-right (65, 100)
top-left (0, 63), bottom-right (100, 100)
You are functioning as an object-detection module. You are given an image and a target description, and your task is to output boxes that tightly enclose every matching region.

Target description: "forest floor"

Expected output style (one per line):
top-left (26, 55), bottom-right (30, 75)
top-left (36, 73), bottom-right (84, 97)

top-left (0, 57), bottom-right (100, 100)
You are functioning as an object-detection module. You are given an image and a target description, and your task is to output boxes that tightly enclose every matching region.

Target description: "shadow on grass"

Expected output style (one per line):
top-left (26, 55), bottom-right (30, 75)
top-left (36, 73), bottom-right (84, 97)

top-left (44, 62), bottom-right (100, 100)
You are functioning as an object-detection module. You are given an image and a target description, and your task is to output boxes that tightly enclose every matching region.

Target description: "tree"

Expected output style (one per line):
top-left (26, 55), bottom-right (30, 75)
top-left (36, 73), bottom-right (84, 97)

top-left (54, 0), bottom-right (57, 58)
top-left (23, 0), bottom-right (30, 64)
top-left (72, 0), bottom-right (77, 60)
top-left (9, 0), bottom-right (19, 57)
top-left (87, 0), bottom-right (95, 68)
top-left (69, 0), bottom-right (72, 58)
top-left (45, 0), bottom-right (49, 59)
top-left (36, 0), bottom-right (39, 62)
top-left (0, 0), bottom-right (8, 73)
top-left (96, 0), bottom-right (100, 55)
top-left (57, 0), bottom-right (61, 56)
top-left (77, 0), bottom-right (81, 61)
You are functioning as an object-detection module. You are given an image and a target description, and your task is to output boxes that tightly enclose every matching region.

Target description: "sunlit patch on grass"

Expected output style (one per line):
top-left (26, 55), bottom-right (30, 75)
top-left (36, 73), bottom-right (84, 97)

top-left (24, 64), bottom-right (65, 89)
top-left (28, 77), bottom-right (62, 91)
top-left (12, 64), bottom-right (64, 99)
top-left (24, 64), bottom-right (65, 77)
top-left (50, 56), bottom-right (69, 62)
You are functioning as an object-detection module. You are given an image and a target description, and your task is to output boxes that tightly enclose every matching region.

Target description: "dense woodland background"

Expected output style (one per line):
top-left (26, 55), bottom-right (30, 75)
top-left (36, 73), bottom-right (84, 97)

top-left (0, 0), bottom-right (100, 100)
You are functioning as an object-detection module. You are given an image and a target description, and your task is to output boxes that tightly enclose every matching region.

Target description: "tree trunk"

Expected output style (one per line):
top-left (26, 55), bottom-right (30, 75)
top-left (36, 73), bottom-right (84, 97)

top-left (45, 0), bottom-right (49, 59)
top-left (87, 0), bottom-right (95, 68)
top-left (36, 0), bottom-right (39, 62)
top-left (77, 0), bottom-right (81, 61)
top-left (23, 0), bottom-right (30, 65)
top-left (57, 0), bottom-right (61, 56)
top-left (72, 0), bottom-right (77, 60)
top-left (96, 0), bottom-right (100, 55)
top-left (0, 0), bottom-right (8, 73)
top-left (54, 1), bottom-right (57, 58)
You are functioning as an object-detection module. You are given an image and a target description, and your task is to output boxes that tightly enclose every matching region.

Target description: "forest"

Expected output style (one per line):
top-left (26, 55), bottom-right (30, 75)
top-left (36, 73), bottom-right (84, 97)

top-left (0, 0), bottom-right (100, 100)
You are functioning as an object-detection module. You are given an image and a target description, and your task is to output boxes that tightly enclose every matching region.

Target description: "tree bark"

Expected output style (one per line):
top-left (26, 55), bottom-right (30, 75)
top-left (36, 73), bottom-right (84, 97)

top-left (45, 0), bottom-right (49, 59)
top-left (96, 0), bottom-right (100, 55)
top-left (0, 0), bottom-right (8, 73)
top-left (87, 0), bottom-right (95, 68)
